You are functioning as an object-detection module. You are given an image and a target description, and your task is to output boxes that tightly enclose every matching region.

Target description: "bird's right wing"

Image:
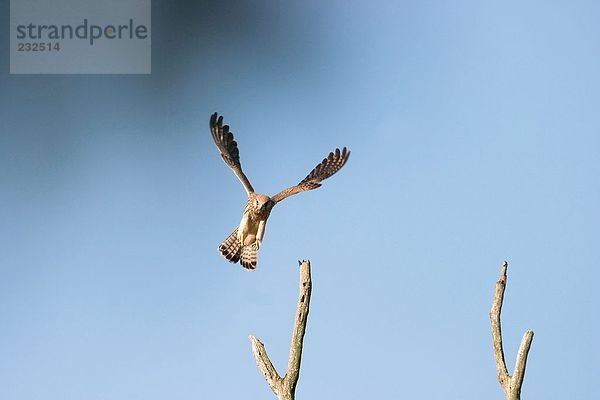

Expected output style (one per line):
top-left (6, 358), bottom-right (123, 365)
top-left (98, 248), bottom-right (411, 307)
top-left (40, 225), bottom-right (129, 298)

top-left (271, 147), bottom-right (350, 203)
top-left (210, 113), bottom-right (254, 196)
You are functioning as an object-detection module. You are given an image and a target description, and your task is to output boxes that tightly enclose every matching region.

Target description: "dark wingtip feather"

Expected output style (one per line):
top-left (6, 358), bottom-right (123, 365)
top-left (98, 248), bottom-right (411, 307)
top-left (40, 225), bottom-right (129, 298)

top-left (338, 147), bottom-right (350, 164)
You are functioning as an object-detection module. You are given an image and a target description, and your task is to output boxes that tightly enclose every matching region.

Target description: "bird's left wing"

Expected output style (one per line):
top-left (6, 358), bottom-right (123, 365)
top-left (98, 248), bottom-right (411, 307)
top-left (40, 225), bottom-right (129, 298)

top-left (271, 147), bottom-right (350, 203)
top-left (210, 113), bottom-right (255, 196)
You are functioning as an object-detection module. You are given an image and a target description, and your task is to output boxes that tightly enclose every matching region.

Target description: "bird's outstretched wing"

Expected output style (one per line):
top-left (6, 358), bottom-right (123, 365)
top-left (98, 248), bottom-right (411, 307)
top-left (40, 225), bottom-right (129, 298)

top-left (210, 113), bottom-right (254, 196)
top-left (271, 147), bottom-right (350, 203)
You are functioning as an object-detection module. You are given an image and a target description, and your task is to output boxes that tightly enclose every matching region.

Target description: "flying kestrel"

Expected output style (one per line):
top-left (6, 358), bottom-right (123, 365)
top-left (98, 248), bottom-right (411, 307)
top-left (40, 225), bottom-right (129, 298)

top-left (210, 112), bottom-right (350, 270)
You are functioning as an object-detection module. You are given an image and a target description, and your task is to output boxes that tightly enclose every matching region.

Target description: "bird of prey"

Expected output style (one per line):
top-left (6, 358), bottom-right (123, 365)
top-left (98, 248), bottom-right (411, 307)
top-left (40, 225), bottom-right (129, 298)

top-left (210, 112), bottom-right (350, 270)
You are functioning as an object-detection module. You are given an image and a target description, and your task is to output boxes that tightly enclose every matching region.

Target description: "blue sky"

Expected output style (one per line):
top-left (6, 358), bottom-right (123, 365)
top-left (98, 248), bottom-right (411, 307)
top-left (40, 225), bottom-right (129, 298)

top-left (1, 0), bottom-right (599, 398)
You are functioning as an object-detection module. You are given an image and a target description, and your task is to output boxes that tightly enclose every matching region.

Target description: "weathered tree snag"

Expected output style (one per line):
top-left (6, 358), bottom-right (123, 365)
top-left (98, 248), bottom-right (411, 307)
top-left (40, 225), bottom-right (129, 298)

top-left (490, 261), bottom-right (534, 400)
top-left (249, 260), bottom-right (312, 400)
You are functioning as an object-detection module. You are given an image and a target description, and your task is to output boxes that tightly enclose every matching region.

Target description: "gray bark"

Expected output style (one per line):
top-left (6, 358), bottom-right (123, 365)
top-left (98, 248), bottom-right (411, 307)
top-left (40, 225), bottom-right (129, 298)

top-left (490, 261), bottom-right (534, 400)
top-left (249, 260), bottom-right (312, 400)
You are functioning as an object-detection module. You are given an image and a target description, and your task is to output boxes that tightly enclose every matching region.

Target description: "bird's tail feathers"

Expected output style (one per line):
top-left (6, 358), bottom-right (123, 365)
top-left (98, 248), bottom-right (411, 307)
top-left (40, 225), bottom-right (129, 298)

top-left (219, 228), bottom-right (241, 264)
top-left (218, 227), bottom-right (258, 270)
top-left (240, 242), bottom-right (258, 270)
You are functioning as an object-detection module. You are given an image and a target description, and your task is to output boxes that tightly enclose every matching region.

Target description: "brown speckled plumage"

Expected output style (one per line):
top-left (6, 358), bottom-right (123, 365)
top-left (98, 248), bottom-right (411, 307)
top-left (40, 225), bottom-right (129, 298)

top-left (210, 112), bottom-right (350, 270)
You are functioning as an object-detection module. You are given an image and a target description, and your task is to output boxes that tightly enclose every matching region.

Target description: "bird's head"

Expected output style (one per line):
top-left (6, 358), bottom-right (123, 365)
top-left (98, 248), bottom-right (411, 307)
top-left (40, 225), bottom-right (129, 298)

top-left (254, 194), bottom-right (275, 213)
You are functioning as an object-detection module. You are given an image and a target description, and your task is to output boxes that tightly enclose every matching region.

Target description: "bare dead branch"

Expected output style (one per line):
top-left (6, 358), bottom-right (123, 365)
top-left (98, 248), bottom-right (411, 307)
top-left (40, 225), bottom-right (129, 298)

top-left (490, 261), bottom-right (534, 400)
top-left (512, 330), bottom-right (534, 394)
top-left (249, 336), bottom-right (282, 395)
top-left (490, 261), bottom-right (510, 387)
top-left (249, 260), bottom-right (312, 400)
